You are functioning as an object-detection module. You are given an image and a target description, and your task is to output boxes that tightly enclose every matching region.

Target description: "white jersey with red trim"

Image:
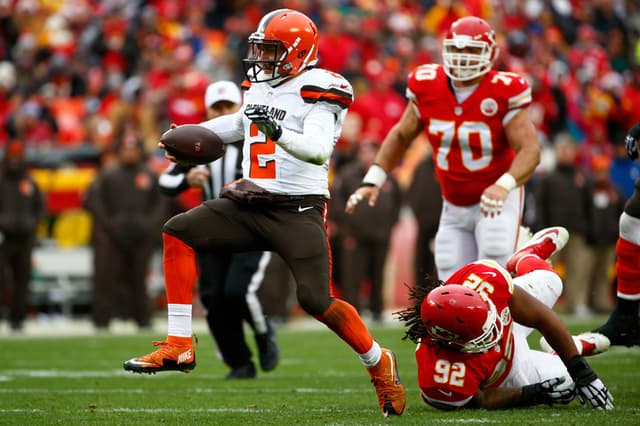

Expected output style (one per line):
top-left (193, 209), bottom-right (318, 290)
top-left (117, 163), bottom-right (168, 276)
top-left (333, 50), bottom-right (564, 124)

top-left (416, 260), bottom-right (516, 409)
top-left (406, 64), bottom-right (531, 206)
top-left (201, 68), bottom-right (353, 197)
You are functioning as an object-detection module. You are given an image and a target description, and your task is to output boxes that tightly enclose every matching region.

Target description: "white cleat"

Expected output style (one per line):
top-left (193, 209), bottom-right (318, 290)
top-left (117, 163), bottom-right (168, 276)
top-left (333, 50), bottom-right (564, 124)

top-left (506, 227), bottom-right (569, 274)
top-left (515, 226), bottom-right (534, 250)
top-left (540, 332), bottom-right (611, 356)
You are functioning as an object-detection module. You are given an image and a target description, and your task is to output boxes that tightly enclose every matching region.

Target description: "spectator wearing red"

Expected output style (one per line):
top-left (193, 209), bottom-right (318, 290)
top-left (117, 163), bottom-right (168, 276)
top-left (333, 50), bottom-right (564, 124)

top-left (620, 65), bottom-right (640, 131)
top-left (349, 63), bottom-right (406, 143)
top-left (567, 25), bottom-right (611, 81)
top-left (165, 43), bottom-right (209, 125)
top-left (317, 9), bottom-right (360, 74)
top-left (0, 61), bottom-right (15, 144)
top-left (8, 97), bottom-right (57, 148)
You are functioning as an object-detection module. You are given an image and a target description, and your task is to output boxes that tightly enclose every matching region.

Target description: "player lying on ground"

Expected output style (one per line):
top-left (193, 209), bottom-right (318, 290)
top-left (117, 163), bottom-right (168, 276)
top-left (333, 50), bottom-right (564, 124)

top-left (396, 227), bottom-right (613, 410)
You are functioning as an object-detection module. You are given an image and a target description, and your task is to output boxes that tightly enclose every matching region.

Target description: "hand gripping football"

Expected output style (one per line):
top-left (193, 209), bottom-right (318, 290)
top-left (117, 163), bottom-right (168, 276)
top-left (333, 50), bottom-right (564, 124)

top-left (160, 124), bottom-right (226, 165)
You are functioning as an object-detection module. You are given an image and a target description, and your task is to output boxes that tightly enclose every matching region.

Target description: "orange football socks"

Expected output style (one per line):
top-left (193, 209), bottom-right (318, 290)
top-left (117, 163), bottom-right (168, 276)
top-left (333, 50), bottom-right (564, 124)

top-left (314, 298), bottom-right (374, 355)
top-left (163, 233), bottom-right (197, 304)
top-left (163, 233), bottom-right (198, 339)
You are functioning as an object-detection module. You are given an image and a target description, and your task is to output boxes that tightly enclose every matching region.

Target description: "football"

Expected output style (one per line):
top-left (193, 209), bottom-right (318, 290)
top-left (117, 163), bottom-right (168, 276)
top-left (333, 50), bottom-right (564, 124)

top-left (160, 124), bottom-right (226, 165)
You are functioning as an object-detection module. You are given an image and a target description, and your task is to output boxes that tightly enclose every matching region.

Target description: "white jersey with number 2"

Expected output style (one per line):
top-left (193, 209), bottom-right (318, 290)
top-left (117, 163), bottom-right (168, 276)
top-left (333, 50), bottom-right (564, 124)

top-left (199, 68), bottom-right (353, 197)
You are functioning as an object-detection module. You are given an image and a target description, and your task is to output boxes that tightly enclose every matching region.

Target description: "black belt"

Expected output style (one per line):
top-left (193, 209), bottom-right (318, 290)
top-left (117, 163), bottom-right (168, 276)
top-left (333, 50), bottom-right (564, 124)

top-left (270, 194), bottom-right (327, 202)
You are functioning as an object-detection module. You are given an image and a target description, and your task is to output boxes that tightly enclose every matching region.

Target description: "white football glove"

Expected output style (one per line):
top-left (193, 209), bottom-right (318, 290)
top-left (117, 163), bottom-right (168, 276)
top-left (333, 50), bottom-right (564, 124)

top-left (567, 355), bottom-right (614, 410)
top-left (576, 377), bottom-right (614, 410)
top-left (480, 194), bottom-right (504, 217)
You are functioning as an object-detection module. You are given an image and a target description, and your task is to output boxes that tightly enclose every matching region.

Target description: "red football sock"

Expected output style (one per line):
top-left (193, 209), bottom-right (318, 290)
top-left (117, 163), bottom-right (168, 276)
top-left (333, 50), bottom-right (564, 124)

top-left (616, 237), bottom-right (640, 297)
top-left (516, 254), bottom-right (554, 276)
top-left (314, 299), bottom-right (373, 354)
top-left (163, 232), bottom-right (197, 304)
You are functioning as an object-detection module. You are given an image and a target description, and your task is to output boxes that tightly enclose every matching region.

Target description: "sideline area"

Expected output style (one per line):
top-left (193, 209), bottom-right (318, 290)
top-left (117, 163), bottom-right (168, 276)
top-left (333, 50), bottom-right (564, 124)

top-left (0, 311), bottom-right (407, 339)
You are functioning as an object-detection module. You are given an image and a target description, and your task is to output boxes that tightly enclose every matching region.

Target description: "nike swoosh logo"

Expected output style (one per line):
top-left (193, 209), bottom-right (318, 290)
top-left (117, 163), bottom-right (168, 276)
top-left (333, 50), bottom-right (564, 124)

top-left (437, 389), bottom-right (453, 397)
top-left (298, 206), bottom-right (314, 212)
top-left (483, 272), bottom-right (497, 277)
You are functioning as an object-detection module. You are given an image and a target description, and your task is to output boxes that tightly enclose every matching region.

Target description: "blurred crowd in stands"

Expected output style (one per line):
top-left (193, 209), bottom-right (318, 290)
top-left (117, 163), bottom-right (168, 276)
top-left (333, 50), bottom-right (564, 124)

top-left (1, 1), bottom-right (639, 170)
top-left (2, 0), bottom-right (640, 321)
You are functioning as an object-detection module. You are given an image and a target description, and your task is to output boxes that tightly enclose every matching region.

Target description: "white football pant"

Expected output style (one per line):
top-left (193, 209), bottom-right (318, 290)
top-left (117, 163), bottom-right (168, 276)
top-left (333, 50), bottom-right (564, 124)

top-left (435, 188), bottom-right (523, 281)
top-left (502, 269), bottom-right (573, 388)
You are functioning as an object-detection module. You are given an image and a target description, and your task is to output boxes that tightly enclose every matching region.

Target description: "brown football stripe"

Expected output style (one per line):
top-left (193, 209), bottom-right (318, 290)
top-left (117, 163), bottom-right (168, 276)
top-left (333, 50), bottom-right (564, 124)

top-left (300, 86), bottom-right (352, 109)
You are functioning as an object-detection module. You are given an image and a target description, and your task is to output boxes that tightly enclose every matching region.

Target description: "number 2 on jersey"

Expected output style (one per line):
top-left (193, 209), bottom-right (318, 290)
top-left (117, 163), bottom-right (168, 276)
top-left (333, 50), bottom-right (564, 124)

top-left (249, 122), bottom-right (276, 178)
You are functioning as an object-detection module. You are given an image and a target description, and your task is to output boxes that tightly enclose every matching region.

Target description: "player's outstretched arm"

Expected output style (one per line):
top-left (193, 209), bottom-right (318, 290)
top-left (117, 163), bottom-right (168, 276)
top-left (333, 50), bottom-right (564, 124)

top-left (467, 377), bottom-right (574, 409)
top-left (509, 287), bottom-right (614, 410)
top-left (510, 286), bottom-right (579, 361)
top-left (345, 103), bottom-right (421, 214)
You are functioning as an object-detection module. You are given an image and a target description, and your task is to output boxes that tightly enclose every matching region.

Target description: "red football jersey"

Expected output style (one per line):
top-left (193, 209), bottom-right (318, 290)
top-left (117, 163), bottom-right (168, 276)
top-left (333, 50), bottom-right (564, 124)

top-left (416, 260), bottom-right (516, 409)
top-left (406, 65), bottom-right (531, 206)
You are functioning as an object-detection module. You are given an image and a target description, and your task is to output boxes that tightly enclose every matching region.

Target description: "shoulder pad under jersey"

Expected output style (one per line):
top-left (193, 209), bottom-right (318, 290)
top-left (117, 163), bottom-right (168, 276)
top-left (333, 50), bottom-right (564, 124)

top-left (299, 68), bottom-right (354, 110)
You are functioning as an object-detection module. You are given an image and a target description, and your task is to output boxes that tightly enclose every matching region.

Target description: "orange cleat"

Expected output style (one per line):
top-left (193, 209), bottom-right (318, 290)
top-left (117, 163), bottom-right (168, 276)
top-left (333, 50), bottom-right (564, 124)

top-left (367, 348), bottom-right (406, 416)
top-left (123, 335), bottom-right (197, 374)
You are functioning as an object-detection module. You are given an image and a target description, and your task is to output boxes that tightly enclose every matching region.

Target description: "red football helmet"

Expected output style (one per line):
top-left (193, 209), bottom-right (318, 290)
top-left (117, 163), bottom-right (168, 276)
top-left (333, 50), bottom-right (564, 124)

top-left (243, 9), bottom-right (319, 85)
top-left (420, 284), bottom-right (504, 353)
top-left (442, 16), bottom-right (498, 82)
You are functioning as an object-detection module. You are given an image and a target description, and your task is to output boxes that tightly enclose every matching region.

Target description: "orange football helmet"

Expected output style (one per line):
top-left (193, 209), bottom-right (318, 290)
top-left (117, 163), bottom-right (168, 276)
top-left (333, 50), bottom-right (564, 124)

top-left (420, 284), bottom-right (504, 353)
top-left (243, 9), bottom-right (319, 85)
top-left (442, 16), bottom-right (498, 82)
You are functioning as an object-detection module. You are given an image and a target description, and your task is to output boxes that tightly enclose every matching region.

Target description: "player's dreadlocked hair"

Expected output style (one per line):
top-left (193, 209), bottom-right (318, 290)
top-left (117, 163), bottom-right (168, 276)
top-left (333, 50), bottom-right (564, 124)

top-left (394, 274), bottom-right (444, 344)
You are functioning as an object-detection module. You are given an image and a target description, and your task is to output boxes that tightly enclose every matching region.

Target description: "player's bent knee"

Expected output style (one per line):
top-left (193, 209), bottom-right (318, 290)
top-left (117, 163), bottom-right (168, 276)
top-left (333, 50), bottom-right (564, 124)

top-left (480, 229), bottom-right (513, 261)
top-left (435, 238), bottom-right (459, 271)
top-left (296, 287), bottom-right (332, 316)
top-left (163, 212), bottom-right (189, 234)
top-left (516, 269), bottom-right (563, 306)
top-left (484, 232), bottom-right (512, 255)
top-left (162, 214), bottom-right (198, 248)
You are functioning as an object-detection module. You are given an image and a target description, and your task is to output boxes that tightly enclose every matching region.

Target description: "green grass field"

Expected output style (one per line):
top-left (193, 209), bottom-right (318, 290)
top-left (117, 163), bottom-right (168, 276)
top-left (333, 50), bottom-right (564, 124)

top-left (1, 317), bottom-right (639, 425)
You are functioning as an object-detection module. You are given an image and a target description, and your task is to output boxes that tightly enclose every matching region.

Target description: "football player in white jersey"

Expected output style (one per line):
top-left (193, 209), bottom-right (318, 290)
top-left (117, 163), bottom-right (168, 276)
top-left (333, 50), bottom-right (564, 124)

top-left (158, 81), bottom-right (280, 379)
top-left (123, 9), bottom-right (406, 417)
